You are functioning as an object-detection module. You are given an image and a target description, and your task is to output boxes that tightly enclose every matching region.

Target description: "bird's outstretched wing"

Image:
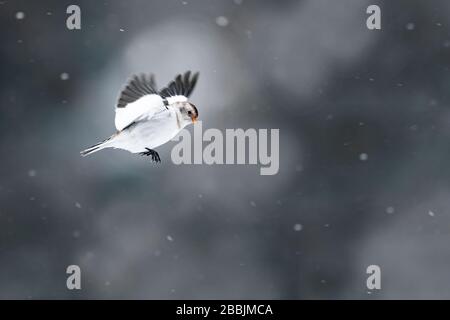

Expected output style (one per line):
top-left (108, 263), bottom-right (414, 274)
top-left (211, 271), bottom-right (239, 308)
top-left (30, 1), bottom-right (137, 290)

top-left (115, 74), bottom-right (166, 131)
top-left (159, 71), bottom-right (199, 104)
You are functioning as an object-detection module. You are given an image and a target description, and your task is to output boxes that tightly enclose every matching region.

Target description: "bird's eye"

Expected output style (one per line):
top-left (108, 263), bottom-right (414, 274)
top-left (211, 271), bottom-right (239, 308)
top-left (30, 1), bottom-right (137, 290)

top-left (188, 111), bottom-right (192, 115)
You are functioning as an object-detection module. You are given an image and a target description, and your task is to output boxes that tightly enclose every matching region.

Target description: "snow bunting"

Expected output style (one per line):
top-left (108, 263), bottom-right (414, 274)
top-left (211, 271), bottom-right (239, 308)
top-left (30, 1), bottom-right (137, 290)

top-left (80, 71), bottom-right (199, 162)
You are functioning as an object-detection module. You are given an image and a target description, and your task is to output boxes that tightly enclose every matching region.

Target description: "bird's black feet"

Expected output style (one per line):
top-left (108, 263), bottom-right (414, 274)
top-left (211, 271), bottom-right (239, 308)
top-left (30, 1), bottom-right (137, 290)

top-left (140, 148), bottom-right (161, 163)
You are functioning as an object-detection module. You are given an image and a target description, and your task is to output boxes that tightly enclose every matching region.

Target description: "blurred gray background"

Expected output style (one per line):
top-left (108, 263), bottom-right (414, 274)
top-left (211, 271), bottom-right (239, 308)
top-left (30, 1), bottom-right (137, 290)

top-left (1, 0), bottom-right (450, 299)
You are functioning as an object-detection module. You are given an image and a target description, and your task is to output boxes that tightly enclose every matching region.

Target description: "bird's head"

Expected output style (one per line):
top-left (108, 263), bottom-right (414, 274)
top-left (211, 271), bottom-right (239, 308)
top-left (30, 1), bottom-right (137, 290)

top-left (180, 102), bottom-right (199, 124)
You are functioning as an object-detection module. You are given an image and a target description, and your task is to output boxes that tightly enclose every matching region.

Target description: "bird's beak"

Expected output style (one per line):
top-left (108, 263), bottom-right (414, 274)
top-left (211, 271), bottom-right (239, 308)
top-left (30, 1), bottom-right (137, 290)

top-left (191, 116), bottom-right (198, 124)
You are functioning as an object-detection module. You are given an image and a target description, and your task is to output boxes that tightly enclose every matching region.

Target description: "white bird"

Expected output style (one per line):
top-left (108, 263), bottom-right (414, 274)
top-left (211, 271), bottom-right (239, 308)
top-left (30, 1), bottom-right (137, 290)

top-left (80, 71), bottom-right (199, 162)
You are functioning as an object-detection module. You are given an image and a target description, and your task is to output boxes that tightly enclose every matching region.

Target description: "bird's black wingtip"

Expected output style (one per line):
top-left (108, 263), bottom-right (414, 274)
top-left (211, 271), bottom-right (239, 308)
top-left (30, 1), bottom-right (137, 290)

top-left (160, 71), bottom-right (200, 98)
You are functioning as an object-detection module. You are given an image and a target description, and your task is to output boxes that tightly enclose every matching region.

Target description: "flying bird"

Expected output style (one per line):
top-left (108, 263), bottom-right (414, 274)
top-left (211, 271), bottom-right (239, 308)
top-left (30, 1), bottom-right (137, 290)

top-left (80, 71), bottom-right (199, 162)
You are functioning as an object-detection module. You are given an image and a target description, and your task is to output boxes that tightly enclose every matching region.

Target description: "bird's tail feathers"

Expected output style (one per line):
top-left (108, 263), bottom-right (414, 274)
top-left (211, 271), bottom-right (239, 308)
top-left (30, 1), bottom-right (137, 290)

top-left (80, 134), bottom-right (115, 157)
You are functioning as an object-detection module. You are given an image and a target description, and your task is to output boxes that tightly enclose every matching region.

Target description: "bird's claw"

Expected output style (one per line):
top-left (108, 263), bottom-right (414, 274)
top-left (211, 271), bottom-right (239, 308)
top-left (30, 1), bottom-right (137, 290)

top-left (140, 148), bottom-right (161, 163)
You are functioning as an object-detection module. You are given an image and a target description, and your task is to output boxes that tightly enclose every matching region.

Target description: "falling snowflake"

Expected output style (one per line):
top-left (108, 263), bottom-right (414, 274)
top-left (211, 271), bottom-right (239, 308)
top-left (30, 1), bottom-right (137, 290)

top-left (359, 153), bottom-right (368, 161)
top-left (215, 16), bottom-right (229, 27)
top-left (28, 169), bottom-right (36, 177)
top-left (15, 11), bottom-right (25, 20)
top-left (406, 23), bottom-right (415, 30)
top-left (293, 223), bottom-right (303, 232)
top-left (60, 72), bottom-right (70, 80)
top-left (167, 235), bottom-right (174, 242)
top-left (75, 202), bottom-right (82, 209)
top-left (250, 201), bottom-right (256, 207)
top-left (428, 211), bottom-right (435, 217)
top-left (386, 206), bottom-right (395, 214)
